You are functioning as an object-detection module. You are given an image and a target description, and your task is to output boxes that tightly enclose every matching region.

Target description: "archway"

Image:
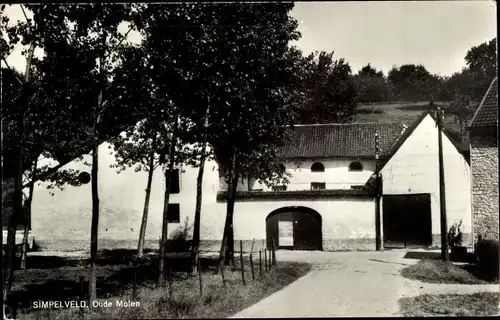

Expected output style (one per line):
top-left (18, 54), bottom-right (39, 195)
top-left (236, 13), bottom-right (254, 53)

top-left (266, 207), bottom-right (322, 251)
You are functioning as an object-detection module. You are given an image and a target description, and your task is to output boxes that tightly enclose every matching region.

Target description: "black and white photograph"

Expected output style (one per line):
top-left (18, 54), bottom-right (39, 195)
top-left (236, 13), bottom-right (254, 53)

top-left (1, 1), bottom-right (498, 319)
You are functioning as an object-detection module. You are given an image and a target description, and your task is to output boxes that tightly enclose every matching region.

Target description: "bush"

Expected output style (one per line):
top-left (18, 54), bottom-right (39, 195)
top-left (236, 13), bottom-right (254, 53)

top-left (166, 219), bottom-right (192, 252)
top-left (475, 239), bottom-right (499, 281)
top-left (447, 220), bottom-right (463, 248)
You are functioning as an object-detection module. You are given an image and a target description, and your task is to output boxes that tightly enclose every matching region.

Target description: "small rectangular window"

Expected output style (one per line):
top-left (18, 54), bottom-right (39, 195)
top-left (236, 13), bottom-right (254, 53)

top-left (167, 203), bottom-right (180, 223)
top-left (170, 169), bottom-right (180, 194)
top-left (311, 182), bottom-right (326, 190)
top-left (272, 185), bottom-right (287, 191)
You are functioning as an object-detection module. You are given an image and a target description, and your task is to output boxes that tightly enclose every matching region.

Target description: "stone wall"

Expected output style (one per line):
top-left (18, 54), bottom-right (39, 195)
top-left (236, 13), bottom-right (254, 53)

top-left (470, 131), bottom-right (499, 242)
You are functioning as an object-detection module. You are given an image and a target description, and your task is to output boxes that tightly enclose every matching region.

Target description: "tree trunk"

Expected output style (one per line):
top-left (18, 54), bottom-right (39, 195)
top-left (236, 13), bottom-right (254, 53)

top-left (225, 173), bottom-right (238, 266)
top-left (189, 146), bottom-right (207, 276)
top-left (89, 39), bottom-right (106, 303)
top-left (20, 159), bottom-right (38, 269)
top-left (190, 104), bottom-right (211, 276)
top-left (89, 89), bottom-right (103, 304)
top-left (137, 134), bottom-right (157, 258)
top-left (218, 157), bottom-right (238, 269)
top-left (459, 119), bottom-right (465, 142)
top-left (157, 168), bottom-right (172, 287)
top-left (157, 121), bottom-right (178, 287)
top-left (3, 31), bottom-right (36, 316)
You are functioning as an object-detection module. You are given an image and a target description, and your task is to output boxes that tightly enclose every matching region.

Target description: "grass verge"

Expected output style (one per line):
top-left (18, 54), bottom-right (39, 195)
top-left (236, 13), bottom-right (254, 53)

top-left (401, 259), bottom-right (491, 284)
top-left (399, 292), bottom-right (499, 317)
top-left (12, 253), bottom-right (310, 319)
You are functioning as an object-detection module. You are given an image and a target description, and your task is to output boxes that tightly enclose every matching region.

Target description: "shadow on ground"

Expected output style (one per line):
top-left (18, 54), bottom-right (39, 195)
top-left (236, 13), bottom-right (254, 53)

top-left (395, 103), bottom-right (443, 111)
top-left (355, 108), bottom-right (384, 115)
top-left (7, 249), bottom-right (224, 317)
top-left (403, 251), bottom-right (441, 260)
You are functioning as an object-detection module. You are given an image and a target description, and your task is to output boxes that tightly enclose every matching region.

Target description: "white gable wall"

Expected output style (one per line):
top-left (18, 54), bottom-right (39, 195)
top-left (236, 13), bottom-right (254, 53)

top-left (381, 114), bottom-right (472, 246)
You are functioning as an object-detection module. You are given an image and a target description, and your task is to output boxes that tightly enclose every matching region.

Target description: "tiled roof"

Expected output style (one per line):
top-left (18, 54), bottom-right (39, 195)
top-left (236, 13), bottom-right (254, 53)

top-left (280, 122), bottom-right (407, 159)
top-left (470, 77), bottom-right (498, 128)
top-left (216, 189), bottom-right (376, 201)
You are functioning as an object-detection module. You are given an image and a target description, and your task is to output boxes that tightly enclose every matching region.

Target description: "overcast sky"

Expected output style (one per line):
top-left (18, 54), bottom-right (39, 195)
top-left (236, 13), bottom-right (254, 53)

top-left (1, 1), bottom-right (497, 77)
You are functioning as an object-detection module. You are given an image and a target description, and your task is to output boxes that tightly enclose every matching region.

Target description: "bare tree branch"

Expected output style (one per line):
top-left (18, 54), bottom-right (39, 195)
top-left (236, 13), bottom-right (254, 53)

top-left (106, 26), bottom-right (133, 60)
top-left (20, 5), bottom-right (31, 30)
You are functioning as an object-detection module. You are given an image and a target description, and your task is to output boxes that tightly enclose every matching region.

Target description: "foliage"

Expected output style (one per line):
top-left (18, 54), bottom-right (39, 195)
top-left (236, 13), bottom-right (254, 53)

top-left (1, 2), bottom-right (154, 186)
top-left (110, 119), bottom-right (161, 174)
top-left (296, 50), bottom-right (358, 124)
top-left (138, 3), bottom-right (303, 265)
top-left (167, 218), bottom-right (193, 252)
top-left (464, 37), bottom-right (497, 100)
top-left (1, 3), bottom-right (147, 182)
top-left (353, 64), bottom-right (389, 103)
top-left (439, 38), bottom-right (496, 103)
top-left (387, 64), bottom-right (438, 102)
top-left (447, 220), bottom-right (463, 248)
top-left (447, 95), bottom-right (476, 141)
top-left (440, 69), bottom-right (474, 100)
top-left (139, 3), bottom-right (302, 183)
top-left (1, 3), bottom-right (152, 309)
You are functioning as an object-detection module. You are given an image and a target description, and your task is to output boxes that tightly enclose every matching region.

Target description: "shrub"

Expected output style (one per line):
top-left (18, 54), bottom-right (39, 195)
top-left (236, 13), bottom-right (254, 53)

top-left (166, 218), bottom-right (192, 252)
top-left (447, 220), bottom-right (463, 248)
top-left (475, 239), bottom-right (499, 281)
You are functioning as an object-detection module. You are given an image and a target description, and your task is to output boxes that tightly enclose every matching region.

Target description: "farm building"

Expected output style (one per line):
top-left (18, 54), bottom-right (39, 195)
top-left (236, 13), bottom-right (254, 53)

top-left (469, 77), bottom-right (498, 243)
top-left (6, 110), bottom-right (473, 252)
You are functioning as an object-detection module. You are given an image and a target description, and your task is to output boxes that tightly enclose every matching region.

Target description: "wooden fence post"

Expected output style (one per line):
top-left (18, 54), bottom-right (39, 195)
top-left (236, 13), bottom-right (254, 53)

top-left (249, 255), bottom-right (255, 281)
top-left (197, 260), bottom-right (203, 299)
top-left (79, 276), bottom-right (85, 318)
top-left (219, 262), bottom-right (226, 287)
top-left (264, 248), bottom-right (268, 272)
top-left (132, 269), bottom-right (137, 299)
top-left (240, 240), bottom-right (246, 285)
top-left (272, 238), bottom-right (277, 267)
top-left (249, 239), bottom-right (255, 281)
top-left (259, 251), bottom-right (263, 277)
top-left (168, 266), bottom-right (173, 298)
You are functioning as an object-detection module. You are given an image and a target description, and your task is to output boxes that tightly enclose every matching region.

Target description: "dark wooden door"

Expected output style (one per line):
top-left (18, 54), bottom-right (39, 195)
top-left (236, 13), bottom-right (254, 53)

top-left (266, 212), bottom-right (280, 249)
top-left (293, 211), bottom-right (322, 250)
top-left (266, 209), bottom-right (322, 250)
top-left (383, 194), bottom-right (432, 249)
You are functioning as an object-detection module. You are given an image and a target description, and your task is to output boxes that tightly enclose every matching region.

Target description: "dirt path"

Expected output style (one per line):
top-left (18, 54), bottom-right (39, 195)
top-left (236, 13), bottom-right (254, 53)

top-left (230, 251), bottom-right (499, 318)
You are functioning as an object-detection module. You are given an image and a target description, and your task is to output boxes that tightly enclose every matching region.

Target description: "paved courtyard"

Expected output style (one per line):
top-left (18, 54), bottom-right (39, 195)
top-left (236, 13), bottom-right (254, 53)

top-left (231, 250), bottom-right (500, 318)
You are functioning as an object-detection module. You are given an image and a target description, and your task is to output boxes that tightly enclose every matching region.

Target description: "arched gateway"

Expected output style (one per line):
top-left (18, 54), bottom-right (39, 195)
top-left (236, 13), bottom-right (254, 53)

top-left (266, 207), bottom-right (322, 250)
